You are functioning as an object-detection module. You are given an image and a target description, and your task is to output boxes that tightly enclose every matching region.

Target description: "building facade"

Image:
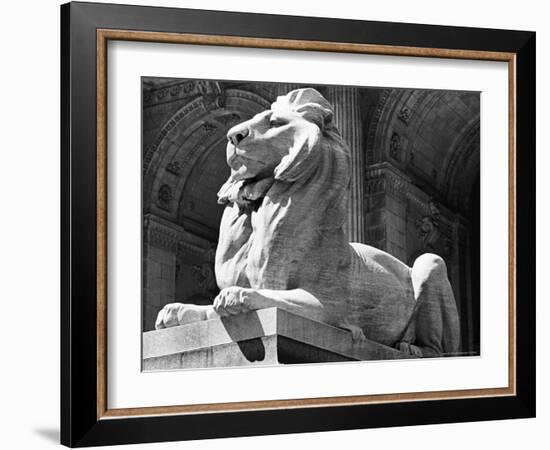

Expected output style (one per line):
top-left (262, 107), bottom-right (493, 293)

top-left (142, 78), bottom-right (480, 354)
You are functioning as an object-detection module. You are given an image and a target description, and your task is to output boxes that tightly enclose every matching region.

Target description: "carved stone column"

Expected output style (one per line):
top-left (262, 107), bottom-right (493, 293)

top-left (143, 214), bottom-right (184, 331)
top-left (326, 87), bottom-right (365, 243)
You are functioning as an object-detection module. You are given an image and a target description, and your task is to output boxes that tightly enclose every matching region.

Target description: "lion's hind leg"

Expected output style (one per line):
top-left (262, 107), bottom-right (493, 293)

top-left (397, 254), bottom-right (460, 357)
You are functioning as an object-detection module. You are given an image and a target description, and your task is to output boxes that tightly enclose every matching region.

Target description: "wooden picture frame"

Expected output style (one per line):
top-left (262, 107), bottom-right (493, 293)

top-left (61, 1), bottom-right (535, 447)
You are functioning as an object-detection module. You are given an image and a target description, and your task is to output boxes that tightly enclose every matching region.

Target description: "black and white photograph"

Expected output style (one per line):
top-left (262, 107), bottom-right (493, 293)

top-left (0, 0), bottom-right (544, 447)
top-left (141, 78), bottom-right (481, 370)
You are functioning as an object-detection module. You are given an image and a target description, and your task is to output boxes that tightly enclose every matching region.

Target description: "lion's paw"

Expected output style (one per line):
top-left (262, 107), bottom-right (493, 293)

top-left (213, 286), bottom-right (252, 317)
top-left (349, 326), bottom-right (367, 342)
top-left (155, 303), bottom-right (211, 330)
top-left (338, 321), bottom-right (367, 343)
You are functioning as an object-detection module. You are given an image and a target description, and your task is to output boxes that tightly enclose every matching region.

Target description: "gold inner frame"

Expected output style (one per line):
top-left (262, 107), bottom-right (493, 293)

top-left (96, 29), bottom-right (517, 420)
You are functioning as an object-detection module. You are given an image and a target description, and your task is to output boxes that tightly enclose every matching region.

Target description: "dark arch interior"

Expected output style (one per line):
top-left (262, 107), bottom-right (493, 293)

top-left (177, 138), bottom-right (230, 242)
top-left (469, 177), bottom-right (480, 354)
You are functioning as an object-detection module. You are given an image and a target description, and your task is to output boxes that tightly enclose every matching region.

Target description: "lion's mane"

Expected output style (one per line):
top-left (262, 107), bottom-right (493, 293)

top-left (215, 92), bottom-right (354, 322)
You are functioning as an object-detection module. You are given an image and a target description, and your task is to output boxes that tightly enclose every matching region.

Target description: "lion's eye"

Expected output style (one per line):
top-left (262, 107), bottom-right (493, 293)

top-left (269, 118), bottom-right (287, 128)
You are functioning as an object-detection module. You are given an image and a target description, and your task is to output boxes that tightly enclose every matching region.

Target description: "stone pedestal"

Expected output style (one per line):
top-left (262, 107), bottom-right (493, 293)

top-left (143, 308), bottom-right (411, 370)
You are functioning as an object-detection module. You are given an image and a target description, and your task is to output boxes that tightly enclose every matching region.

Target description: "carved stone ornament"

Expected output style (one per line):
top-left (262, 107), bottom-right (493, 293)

top-left (201, 122), bottom-right (217, 134)
top-left (389, 132), bottom-right (402, 161)
top-left (155, 88), bottom-right (460, 358)
top-left (415, 201), bottom-right (442, 248)
top-left (157, 184), bottom-right (173, 209)
top-left (398, 106), bottom-right (411, 125)
top-left (144, 215), bottom-right (180, 252)
top-left (166, 161), bottom-right (182, 176)
top-left (197, 80), bottom-right (225, 111)
top-left (190, 263), bottom-right (216, 290)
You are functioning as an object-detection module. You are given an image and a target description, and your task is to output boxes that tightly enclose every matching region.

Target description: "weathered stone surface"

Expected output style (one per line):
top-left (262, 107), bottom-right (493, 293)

top-left (144, 308), bottom-right (411, 370)
top-left (144, 336), bottom-right (280, 370)
top-left (154, 88), bottom-right (461, 358)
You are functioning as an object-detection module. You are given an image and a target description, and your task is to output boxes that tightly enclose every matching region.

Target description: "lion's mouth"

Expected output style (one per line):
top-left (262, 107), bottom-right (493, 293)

top-left (217, 176), bottom-right (275, 207)
top-left (241, 176), bottom-right (275, 200)
top-left (227, 150), bottom-right (273, 184)
top-left (221, 143), bottom-right (276, 207)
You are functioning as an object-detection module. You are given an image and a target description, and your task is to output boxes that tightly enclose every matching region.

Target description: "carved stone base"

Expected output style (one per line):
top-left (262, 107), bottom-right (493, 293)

top-left (142, 308), bottom-right (412, 370)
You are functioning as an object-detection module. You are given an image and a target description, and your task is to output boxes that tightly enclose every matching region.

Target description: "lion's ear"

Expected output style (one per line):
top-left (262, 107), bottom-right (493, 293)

top-left (296, 103), bottom-right (333, 132)
top-left (273, 127), bottom-right (322, 182)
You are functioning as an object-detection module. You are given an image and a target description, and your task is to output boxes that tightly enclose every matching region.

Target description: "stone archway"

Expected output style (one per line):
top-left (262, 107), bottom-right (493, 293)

top-left (142, 82), bottom-right (273, 330)
top-left (143, 86), bottom-right (272, 222)
top-left (363, 87), bottom-right (480, 353)
top-left (441, 118), bottom-right (480, 213)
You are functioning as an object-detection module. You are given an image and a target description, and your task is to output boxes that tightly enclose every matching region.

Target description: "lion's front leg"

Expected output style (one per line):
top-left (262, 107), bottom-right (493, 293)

top-left (213, 286), bottom-right (326, 323)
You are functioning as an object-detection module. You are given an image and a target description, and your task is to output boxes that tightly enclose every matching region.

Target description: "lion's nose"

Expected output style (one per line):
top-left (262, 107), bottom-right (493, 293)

top-left (227, 125), bottom-right (249, 146)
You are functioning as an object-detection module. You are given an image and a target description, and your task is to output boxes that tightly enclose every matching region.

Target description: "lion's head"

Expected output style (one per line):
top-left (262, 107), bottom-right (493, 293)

top-left (215, 88), bottom-right (352, 292)
top-left (217, 88), bottom-right (349, 207)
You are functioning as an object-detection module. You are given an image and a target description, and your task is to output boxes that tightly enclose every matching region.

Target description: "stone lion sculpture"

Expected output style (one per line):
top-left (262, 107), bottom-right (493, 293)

top-left (156, 88), bottom-right (460, 357)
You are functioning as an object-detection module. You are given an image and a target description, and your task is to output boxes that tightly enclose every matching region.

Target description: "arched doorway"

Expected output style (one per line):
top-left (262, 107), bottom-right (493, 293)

top-left (142, 80), bottom-right (273, 330)
top-left (362, 87), bottom-right (481, 354)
